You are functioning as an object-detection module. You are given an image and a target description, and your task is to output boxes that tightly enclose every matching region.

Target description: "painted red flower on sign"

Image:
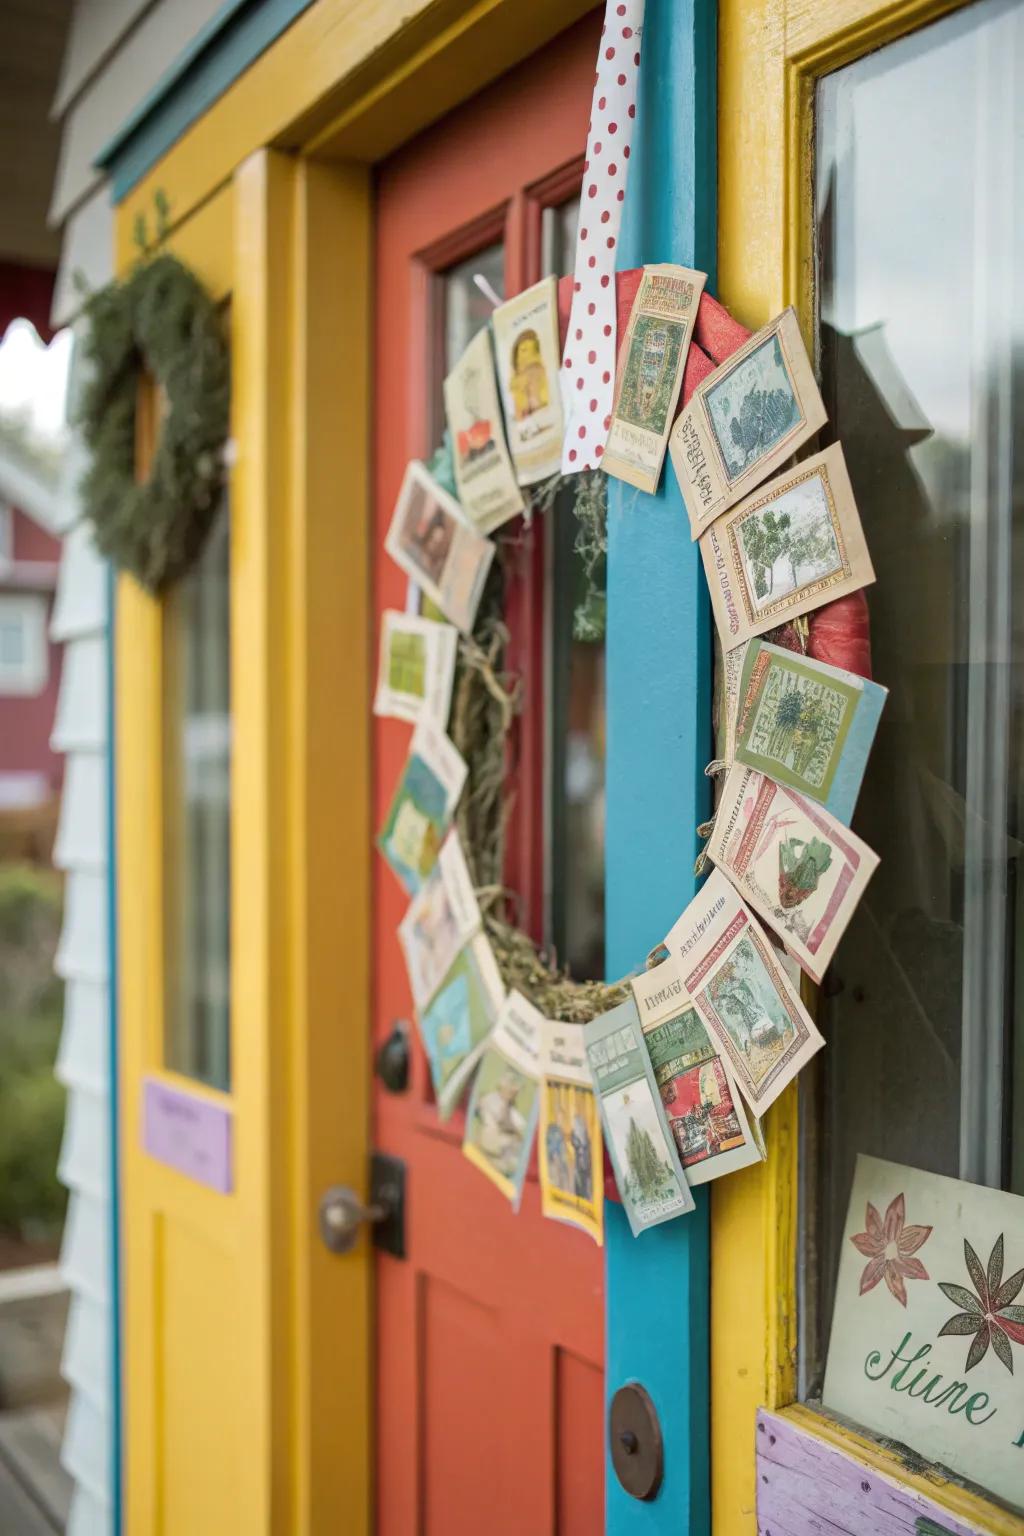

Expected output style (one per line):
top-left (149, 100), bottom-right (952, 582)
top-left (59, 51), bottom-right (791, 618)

top-left (850, 1193), bottom-right (932, 1307)
top-left (938, 1235), bottom-right (1024, 1374)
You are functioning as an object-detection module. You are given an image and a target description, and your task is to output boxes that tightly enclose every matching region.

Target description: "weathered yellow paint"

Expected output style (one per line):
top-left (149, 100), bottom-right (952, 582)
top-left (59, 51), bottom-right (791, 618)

top-left (777, 1406), bottom-right (1024, 1536)
top-left (710, 1087), bottom-right (798, 1533)
top-left (713, 4), bottom-right (1010, 1535)
top-left (118, 145), bottom-right (373, 1530)
top-left (115, 180), bottom-right (233, 297)
top-left (284, 156), bottom-right (372, 1530)
top-left (119, 0), bottom-right (592, 250)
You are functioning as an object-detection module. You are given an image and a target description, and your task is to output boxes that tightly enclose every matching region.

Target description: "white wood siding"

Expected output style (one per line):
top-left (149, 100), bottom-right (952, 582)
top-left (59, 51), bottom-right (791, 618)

top-left (51, 0), bottom-right (155, 117)
top-left (49, 0), bottom-right (226, 224)
top-left (50, 331), bottom-right (113, 1536)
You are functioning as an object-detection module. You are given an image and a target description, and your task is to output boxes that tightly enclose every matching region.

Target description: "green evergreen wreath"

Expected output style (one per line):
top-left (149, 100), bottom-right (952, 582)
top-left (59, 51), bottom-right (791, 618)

top-left (78, 252), bottom-right (230, 592)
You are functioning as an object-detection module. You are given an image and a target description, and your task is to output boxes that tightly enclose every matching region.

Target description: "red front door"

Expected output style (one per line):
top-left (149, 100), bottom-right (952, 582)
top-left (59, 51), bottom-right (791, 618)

top-left (373, 17), bottom-right (605, 1534)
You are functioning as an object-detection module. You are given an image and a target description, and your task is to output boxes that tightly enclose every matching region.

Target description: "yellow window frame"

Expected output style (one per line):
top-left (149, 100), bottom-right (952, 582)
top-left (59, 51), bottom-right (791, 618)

top-left (713, 2), bottom-right (1020, 1533)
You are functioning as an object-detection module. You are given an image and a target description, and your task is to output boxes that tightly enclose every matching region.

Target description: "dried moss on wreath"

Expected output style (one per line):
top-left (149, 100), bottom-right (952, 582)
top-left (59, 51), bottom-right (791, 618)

top-left (77, 246), bottom-right (229, 592)
top-left (426, 439), bottom-right (631, 1023)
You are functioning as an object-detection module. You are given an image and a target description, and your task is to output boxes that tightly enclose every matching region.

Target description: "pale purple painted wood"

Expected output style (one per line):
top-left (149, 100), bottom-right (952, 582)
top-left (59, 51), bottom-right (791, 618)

top-left (756, 1410), bottom-right (993, 1536)
top-left (143, 1075), bottom-right (232, 1192)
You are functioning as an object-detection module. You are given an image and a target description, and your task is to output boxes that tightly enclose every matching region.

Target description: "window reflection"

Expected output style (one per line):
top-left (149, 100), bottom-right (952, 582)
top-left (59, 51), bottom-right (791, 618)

top-left (541, 193), bottom-right (606, 981)
top-left (804, 0), bottom-right (1024, 1396)
top-left (163, 504), bottom-right (231, 1091)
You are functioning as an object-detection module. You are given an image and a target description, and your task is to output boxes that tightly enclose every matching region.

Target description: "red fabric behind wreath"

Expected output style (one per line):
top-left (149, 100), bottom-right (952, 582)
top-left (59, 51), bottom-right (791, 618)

top-left (556, 272), bottom-right (872, 1202)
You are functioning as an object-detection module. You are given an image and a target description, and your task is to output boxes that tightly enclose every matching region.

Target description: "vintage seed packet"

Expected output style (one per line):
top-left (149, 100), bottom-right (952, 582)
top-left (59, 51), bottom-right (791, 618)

top-left (734, 640), bottom-right (887, 824)
top-left (397, 831), bottom-right (481, 1013)
top-left (373, 609), bottom-right (459, 727)
top-left (824, 1156), bottom-right (1024, 1512)
top-left (602, 263), bottom-right (706, 494)
top-left (708, 763), bottom-right (880, 983)
top-left (445, 326), bottom-right (525, 534)
top-left (418, 931), bottom-right (505, 1121)
top-left (669, 306), bottom-right (827, 539)
top-left (701, 444), bottom-right (875, 652)
top-left (539, 1018), bottom-right (604, 1246)
top-left (713, 633), bottom-right (749, 766)
top-left (632, 959), bottom-right (763, 1187)
top-left (384, 460), bottom-right (495, 635)
top-left (664, 869), bottom-right (824, 1118)
top-left (463, 990), bottom-right (543, 1209)
top-left (492, 276), bottom-right (565, 486)
top-left (377, 716), bottom-right (468, 895)
top-left (584, 997), bottom-right (695, 1238)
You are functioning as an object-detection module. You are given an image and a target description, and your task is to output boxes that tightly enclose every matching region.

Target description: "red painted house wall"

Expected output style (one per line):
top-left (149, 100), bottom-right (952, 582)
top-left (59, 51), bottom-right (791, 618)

top-left (0, 506), bottom-right (63, 802)
top-left (13, 510), bottom-right (59, 564)
top-left (0, 263), bottom-right (63, 808)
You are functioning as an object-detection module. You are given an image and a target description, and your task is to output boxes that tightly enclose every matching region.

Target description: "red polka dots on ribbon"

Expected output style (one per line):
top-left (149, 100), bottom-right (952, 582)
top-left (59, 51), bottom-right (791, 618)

top-left (560, 0), bottom-right (645, 473)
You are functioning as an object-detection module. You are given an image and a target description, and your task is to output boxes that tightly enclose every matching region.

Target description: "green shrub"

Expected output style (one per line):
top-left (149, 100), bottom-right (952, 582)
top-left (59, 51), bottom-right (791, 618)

top-left (0, 863), bottom-right (67, 1239)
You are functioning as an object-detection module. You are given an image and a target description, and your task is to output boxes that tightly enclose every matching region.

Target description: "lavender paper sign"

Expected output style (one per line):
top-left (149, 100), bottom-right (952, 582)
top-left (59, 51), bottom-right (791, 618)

top-left (143, 1076), bottom-right (233, 1193)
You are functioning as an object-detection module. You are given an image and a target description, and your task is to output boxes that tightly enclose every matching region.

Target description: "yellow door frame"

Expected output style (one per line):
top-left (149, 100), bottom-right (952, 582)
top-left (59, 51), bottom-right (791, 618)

top-left (115, 3), bottom-right (590, 1531)
top-left (713, 3), bottom-right (1019, 1534)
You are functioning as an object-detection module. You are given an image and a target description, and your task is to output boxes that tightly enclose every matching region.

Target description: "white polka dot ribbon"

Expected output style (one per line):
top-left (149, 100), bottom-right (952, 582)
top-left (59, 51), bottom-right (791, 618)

top-left (560, 0), bottom-right (646, 473)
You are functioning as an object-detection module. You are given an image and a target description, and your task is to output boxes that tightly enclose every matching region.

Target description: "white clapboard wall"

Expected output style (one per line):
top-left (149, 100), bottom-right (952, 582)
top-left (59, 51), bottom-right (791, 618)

top-left (49, 342), bottom-right (113, 1536)
top-left (50, 0), bottom-right (226, 329)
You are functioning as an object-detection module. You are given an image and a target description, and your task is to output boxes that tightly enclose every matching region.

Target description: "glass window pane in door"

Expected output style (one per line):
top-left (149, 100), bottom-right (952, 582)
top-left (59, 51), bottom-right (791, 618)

top-left (542, 193), bottom-right (605, 982)
top-left (430, 241), bottom-right (505, 450)
top-left (163, 503), bottom-right (231, 1091)
top-left (803, 0), bottom-right (1024, 1396)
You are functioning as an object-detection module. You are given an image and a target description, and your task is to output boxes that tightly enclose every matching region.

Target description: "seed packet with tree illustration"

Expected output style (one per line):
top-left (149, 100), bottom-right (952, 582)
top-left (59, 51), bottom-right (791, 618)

top-left (377, 717), bottom-right (467, 895)
top-left (734, 639), bottom-right (887, 824)
top-left (708, 763), bottom-right (879, 983)
top-left (418, 932), bottom-right (506, 1121)
top-left (584, 997), bottom-right (695, 1237)
top-left (463, 991), bottom-right (543, 1209)
top-left (539, 1018), bottom-right (604, 1245)
top-left (670, 306), bottom-right (826, 538)
top-left (700, 445), bottom-right (875, 652)
top-left (632, 959), bottom-right (763, 1187)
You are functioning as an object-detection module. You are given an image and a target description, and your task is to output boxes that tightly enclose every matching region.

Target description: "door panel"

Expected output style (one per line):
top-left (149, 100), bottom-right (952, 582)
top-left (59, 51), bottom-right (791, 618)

top-left (118, 155), bottom-right (373, 1535)
top-left (373, 17), bottom-right (604, 1534)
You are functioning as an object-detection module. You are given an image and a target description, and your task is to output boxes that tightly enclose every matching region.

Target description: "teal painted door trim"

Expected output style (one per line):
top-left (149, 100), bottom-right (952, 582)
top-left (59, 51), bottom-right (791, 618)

top-left (96, 0), bottom-right (317, 203)
top-left (604, 1), bottom-right (716, 1531)
top-left (106, 565), bottom-right (123, 1532)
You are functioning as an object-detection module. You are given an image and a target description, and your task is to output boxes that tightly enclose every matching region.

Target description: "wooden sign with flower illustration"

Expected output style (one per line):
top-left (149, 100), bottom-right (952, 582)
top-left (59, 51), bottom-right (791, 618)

top-left (824, 1156), bottom-right (1024, 1512)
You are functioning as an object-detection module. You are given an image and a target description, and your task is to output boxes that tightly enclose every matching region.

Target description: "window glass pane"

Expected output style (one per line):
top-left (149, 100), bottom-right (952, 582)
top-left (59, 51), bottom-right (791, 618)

top-left (163, 504), bottom-right (231, 1091)
top-left (431, 241), bottom-right (505, 450)
top-left (0, 617), bottom-right (24, 665)
top-left (541, 195), bottom-right (581, 280)
top-left (546, 496), bottom-right (606, 980)
top-left (543, 193), bottom-right (605, 982)
top-left (444, 243), bottom-right (505, 372)
top-left (804, 0), bottom-right (1024, 1395)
